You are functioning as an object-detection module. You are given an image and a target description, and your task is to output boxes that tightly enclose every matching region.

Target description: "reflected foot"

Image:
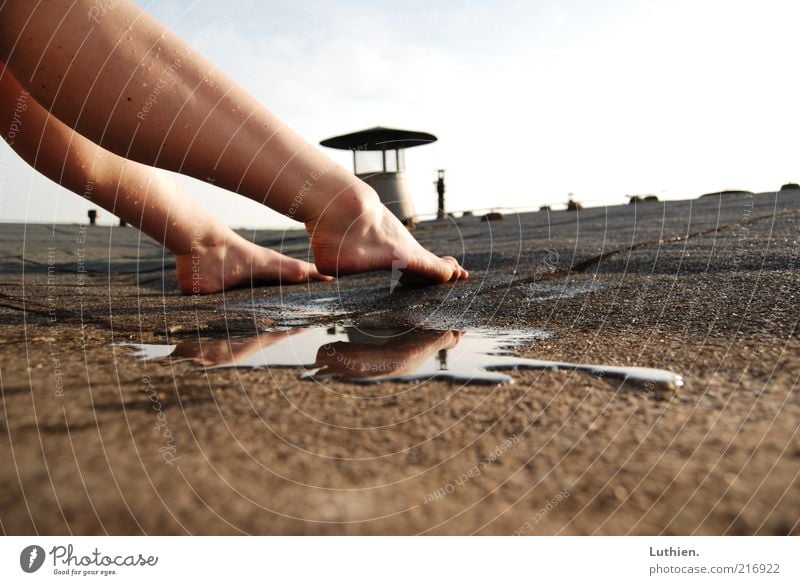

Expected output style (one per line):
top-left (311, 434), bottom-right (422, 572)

top-left (315, 329), bottom-right (462, 379)
top-left (170, 330), bottom-right (299, 366)
top-left (305, 188), bottom-right (468, 285)
top-left (175, 233), bottom-right (332, 294)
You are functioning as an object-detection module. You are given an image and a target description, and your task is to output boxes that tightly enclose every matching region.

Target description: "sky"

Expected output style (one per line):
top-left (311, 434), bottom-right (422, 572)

top-left (1, 0), bottom-right (798, 228)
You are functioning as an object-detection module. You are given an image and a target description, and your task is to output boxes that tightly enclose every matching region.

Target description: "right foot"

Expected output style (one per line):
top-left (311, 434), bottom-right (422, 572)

top-left (175, 233), bottom-right (331, 294)
top-left (305, 187), bottom-right (468, 284)
top-left (314, 329), bottom-right (462, 379)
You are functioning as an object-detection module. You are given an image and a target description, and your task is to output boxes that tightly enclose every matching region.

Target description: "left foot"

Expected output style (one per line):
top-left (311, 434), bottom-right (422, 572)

top-left (174, 232), bottom-right (332, 294)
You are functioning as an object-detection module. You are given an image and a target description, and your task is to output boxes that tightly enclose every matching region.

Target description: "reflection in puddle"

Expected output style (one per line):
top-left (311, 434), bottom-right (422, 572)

top-left (123, 326), bottom-right (683, 389)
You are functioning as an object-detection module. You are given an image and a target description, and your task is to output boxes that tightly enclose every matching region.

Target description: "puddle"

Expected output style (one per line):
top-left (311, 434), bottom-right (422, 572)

top-left (121, 326), bottom-right (683, 389)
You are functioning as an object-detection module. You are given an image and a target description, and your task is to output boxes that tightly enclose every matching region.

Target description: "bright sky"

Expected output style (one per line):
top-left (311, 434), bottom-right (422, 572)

top-left (1, 0), bottom-right (798, 228)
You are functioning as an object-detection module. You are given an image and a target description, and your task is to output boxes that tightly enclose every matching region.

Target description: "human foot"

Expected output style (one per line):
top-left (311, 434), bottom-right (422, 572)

top-left (314, 329), bottom-right (462, 379)
top-left (169, 330), bottom-right (301, 366)
top-left (175, 233), bottom-right (332, 294)
top-left (305, 188), bottom-right (468, 284)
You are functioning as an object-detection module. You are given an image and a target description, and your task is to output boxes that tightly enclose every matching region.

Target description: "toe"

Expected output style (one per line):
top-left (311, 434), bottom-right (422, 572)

top-left (283, 259), bottom-right (334, 283)
top-left (279, 258), bottom-right (312, 283)
top-left (309, 264), bottom-right (335, 282)
top-left (440, 256), bottom-right (463, 281)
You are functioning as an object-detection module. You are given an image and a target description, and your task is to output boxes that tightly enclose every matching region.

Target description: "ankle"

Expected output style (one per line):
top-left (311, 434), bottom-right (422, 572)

top-left (341, 182), bottom-right (380, 214)
top-left (305, 182), bottom-right (380, 227)
top-left (181, 228), bottom-right (244, 258)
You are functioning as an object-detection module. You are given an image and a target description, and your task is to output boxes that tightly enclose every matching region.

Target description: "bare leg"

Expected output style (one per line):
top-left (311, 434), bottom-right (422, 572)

top-left (0, 67), bottom-right (331, 293)
top-left (0, 0), bottom-right (467, 283)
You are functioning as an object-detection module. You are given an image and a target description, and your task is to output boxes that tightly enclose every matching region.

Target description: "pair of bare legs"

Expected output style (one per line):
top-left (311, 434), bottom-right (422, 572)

top-left (0, 68), bottom-right (333, 292)
top-left (0, 0), bottom-right (467, 294)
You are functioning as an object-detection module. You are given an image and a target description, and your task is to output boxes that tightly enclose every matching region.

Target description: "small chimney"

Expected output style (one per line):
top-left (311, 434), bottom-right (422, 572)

top-left (435, 169), bottom-right (446, 219)
top-left (320, 126), bottom-right (438, 226)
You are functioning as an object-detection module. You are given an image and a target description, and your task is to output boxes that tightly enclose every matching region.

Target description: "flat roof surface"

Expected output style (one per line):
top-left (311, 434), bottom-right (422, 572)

top-left (1, 191), bottom-right (799, 535)
top-left (320, 126), bottom-right (437, 150)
